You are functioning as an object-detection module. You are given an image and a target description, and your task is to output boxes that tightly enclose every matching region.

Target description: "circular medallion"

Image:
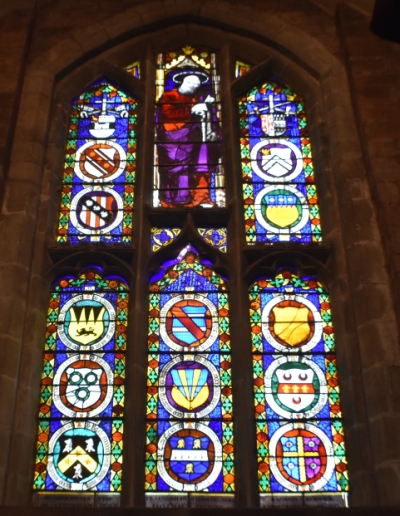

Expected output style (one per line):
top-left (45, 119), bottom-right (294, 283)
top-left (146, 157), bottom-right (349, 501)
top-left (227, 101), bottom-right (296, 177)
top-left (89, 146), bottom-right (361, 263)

top-left (74, 141), bottom-right (126, 182)
top-left (264, 356), bottom-right (327, 419)
top-left (47, 421), bottom-right (111, 491)
top-left (254, 185), bottom-right (309, 236)
top-left (58, 293), bottom-right (115, 351)
top-left (158, 422), bottom-right (222, 491)
top-left (160, 294), bottom-right (219, 352)
top-left (261, 294), bottom-right (322, 352)
top-left (70, 187), bottom-right (123, 235)
top-left (53, 354), bottom-right (113, 418)
top-left (269, 423), bottom-right (335, 492)
top-left (159, 356), bottom-right (220, 418)
top-left (250, 139), bottom-right (303, 182)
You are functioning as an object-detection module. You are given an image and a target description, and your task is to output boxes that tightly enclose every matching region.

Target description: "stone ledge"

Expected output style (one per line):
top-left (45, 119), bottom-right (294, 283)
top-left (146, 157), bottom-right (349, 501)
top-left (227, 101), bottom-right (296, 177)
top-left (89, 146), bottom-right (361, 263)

top-left (1, 505), bottom-right (400, 515)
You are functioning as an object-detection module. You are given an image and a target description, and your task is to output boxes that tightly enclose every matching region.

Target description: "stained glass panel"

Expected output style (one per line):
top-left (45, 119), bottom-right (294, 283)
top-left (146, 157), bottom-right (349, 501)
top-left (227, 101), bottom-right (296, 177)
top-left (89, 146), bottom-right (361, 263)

top-left (239, 80), bottom-right (322, 244)
top-left (250, 270), bottom-right (348, 507)
top-left (235, 61), bottom-right (251, 78)
top-left (150, 227), bottom-right (227, 253)
top-left (145, 247), bottom-right (234, 506)
top-left (125, 61), bottom-right (140, 79)
top-left (198, 228), bottom-right (227, 252)
top-left (33, 269), bottom-right (128, 496)
top-left (154, 46), bottom-right (225, 208)
top-left (57, 80), bottom-right (138, 244)
top-left (150, 228), bottom-right (182, 253)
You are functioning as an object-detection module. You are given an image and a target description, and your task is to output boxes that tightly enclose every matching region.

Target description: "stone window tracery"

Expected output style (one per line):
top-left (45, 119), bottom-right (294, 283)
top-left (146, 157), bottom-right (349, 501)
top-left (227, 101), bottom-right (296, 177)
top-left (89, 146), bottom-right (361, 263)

top-left (32, 40), bottom-right (349, 510)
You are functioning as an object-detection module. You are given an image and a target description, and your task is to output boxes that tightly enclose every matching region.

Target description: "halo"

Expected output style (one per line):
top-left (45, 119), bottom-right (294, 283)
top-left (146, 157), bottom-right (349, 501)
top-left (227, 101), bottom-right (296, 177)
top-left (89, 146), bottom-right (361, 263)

top-left (172, 68), bottom-right (209, 84)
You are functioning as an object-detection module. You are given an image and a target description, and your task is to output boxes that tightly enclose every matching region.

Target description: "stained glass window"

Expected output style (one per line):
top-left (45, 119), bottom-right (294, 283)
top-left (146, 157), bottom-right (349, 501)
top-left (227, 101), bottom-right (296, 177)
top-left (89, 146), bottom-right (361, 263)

top-left (145, 246), bottom-right (234, 507)
top-left (198, 228), bottom-right (227, 252)
top-left (125, 61), bottom-right (140, 79)
top-left (151, 228), bottom-right (182, 253)
top-left (57, 80), bottom-right (138, 244)
top-left (239, 80), bottom-right (322, 244)
top-left (250, 270), bottom-right (348, 508)
top-left (33, 269), bottom-right (128, 500)
top-left (150, 227), bottom-right (227, 253)
top-left (235, 61), bottom-right (251, 78)
top-left (154, 46), bottom-right (225, 208)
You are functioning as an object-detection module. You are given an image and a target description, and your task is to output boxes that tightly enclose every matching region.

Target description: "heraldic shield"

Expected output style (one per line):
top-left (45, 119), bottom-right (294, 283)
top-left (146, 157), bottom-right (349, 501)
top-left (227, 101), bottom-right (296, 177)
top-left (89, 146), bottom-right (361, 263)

top-left (60, 297), bottom-right (113, 349)
top-left (76, 191), bottom-right (119, 231)
top-left (164, 429), bottom-right (215, 485)
top-left (275, 428), bottom-right (328, 486)
top-left (269, 301), bottom-right (313, 348)
top-left (169, 363), bottom-right (212, 412)
top-left (165, 299), bottom-right (213, 348)
top-left (53, 354), bottom-right (114, 419)
top-left (49, 426), bottom-right (109, 489)
top-left (272, 362), bottom-right (318, 414)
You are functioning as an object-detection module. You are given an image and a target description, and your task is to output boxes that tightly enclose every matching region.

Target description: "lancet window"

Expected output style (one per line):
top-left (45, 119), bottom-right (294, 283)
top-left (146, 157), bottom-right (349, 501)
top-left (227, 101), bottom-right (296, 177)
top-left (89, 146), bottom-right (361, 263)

top-left (145, 247), bottom-right (234, 505)
top-left (57, 80), bottom-right (138, 244)
top-left (33, 269), bottom-right (128, 498)
top-left (250, 270), bottom-right (348, 506)
top-left (239, 80), bottom-right (321, 244)
top-left (153, 46), bottom-right (224, 208)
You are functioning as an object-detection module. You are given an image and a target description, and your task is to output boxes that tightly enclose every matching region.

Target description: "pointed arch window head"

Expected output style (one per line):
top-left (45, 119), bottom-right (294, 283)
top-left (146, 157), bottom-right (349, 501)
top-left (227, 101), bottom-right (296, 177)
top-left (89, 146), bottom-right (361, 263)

top-left (249, 270), bottom-right (348, 507)
top-left (239, 80), bottom-right (322, 245)
top-left (57, 80), bottom-right (138, 245)
top-left (145, 248), bottom-right (234, 506)
top-left (153, 46), bottom-right (225, 208)
top-left (33, 269), bottom-right (129, 497)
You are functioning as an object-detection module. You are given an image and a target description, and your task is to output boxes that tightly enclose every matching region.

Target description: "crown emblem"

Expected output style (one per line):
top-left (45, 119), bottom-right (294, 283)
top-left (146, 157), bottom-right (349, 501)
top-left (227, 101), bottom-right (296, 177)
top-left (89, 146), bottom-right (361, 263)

top-left (182, 45), bottom-right (195, 55)
top-left (67, 304), bottom-right (106, 345)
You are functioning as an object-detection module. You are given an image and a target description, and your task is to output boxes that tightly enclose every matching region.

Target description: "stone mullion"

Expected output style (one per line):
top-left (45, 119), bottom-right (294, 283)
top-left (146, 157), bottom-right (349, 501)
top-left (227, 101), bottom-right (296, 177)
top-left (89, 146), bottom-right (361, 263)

top-left (220, 42), bottom-right (259, 508)
top-left (122, 42), bottom-right (156, 508)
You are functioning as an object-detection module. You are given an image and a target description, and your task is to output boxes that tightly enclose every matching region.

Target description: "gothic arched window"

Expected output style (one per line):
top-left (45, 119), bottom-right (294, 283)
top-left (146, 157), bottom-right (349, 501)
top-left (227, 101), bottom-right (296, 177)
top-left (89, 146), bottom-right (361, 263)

top-left (153, 46), bottom-right (225, 208)
top-left (32, 41), bottom-right (349, 510)
top-left (250, 270), bottom-right (348, 507)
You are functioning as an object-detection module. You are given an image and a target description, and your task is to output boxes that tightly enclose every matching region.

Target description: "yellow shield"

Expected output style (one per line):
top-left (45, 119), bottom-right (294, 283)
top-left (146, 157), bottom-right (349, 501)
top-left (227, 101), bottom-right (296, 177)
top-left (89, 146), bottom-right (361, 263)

top-left (266, 205), bottom-right (299, 228)
top-left (272, 306), bottom-right (311, 346)
top-left (170, 368), bottom-right (210, 411)
top-left (67, 306), bottom-right (105, 345)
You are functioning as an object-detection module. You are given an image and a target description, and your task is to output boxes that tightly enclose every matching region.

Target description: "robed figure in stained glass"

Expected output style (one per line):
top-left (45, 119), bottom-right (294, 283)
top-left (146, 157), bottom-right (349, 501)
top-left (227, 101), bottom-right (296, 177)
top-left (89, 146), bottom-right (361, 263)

top-left (156, 64), bottom-right (222, 207)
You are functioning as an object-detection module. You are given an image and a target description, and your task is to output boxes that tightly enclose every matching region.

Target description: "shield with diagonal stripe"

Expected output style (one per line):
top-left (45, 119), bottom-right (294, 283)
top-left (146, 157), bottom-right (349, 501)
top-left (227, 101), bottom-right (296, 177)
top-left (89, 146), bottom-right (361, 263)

top-left (75, 141), bottom-right (126, 182)
top-left (76, 191), bottom-right (118, 230)
top-left (166, 299), bottom-right (212, 348)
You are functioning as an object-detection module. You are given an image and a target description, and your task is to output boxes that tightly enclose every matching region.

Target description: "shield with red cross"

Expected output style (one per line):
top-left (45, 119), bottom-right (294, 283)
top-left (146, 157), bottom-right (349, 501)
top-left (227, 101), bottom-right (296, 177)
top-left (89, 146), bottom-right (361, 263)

top-left (276, 428), bottom-right (328, 486)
